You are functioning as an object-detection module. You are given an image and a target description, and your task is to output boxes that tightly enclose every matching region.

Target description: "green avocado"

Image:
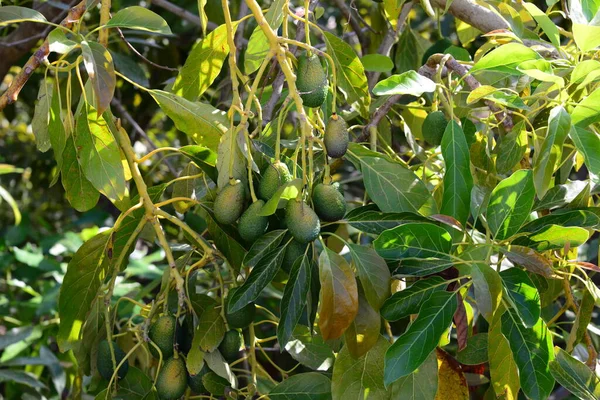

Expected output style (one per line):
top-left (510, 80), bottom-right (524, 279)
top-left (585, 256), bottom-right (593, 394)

top-left (324, 115), bottom-right (349, 158)
top-left (312, 183), bottom-right (346, 221)
top-left (285, 199), bottom-right (320, 244)
top-left (282, 238), bottom-right (308, 273)
top-left (238, 200), bottom-right (269, 242)
top-left (296, 53), bottom-right (328, 108)
top-left (156, 357), bottom-right (188, 400)
top-left (225, 288), bottom-right (256, 329)
top-left (218, 330), bottom-right (243, 363)
top-left (188, 363), bottom-right (211, 394)
top-left (214, 180), bottom-right (245, 225)
top-left (258, 162), bottom-right (292, 201)
top-left (422, 111), bottom-right (448, 146)
top-left (149, 315), bottom-right (176, 359)
top-left (97, 340), bottom-right (129, 381)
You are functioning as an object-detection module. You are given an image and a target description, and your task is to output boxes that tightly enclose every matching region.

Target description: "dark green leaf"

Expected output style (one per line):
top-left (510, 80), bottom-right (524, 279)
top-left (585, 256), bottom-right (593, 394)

top-left (48, 83), bottom-right (66, 172)
top-left (61, 136), bottom-right (100, 212)
top-left (374, 223), bottom-right (452, 260)
top-left (550, 347), bottom-right (600, 400)
top-left (348, 244), bottom-right (390, 310)
top-left (456, 333), bottom-right (488, 365)
top-left (278, 255), bottom-right (311, 346)
top-left (381, 276), bottom-right (447, 321)
top-left (520, 209), bottom-right (600, 233)
top-left (535, 180), bottom-right (590, 210)
top-left (243, 230), bottom-right (286, 268)
top-left (570, 126), bottom-right (600, 184)
top-left (198, 207), bottom-right (246, 272)
top-left (196, 305), bottom-right (226, 351)
top-left (203, 371), bottom-right (231, 396)
top-left (389, 351), bottom-right (438, 399)
top-left (345, 205), bottom-right (429, 235)
top-left (31, 81), bottom-right (52, 152)
top-left (501, 268), bottom-right (541, 328)
top-left (284, 326), bottom-right (334, 371)
top-left (0, 369), bottom-right (45, 389)
top-left (0, 6), bottom-right (47, 24)
top-left (495, 121), bottom-right (528, 175)
top-left (269, 372), bottom-right (332, 400)
top-left (394, 258), bottom-right (454, 277)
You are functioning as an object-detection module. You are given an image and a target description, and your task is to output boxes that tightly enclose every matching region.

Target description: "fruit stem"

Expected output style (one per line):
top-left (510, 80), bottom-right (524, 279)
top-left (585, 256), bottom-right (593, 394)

top-left (248, 323), bottom-right (258, 387)
top-left (106, 341), bottom-right (143, 397)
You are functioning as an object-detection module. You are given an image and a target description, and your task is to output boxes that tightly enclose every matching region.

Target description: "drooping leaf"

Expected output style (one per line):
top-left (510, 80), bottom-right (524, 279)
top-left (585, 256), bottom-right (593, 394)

top-left (381, 276), bottom-right (447, 322)
top-left (347, 244), bottom-right (390, 310)
top-left (500, 268), bottom-right (541, 328)
top-left (48, 83), bottom-right (67, 172)
top-left (198, 207), bottom-right (246, 272)
top-left (81, 41), bottom-right (115, 116)
top-left (284, 326), bottom-right (334, 371)
top-left (106, 6), bottom-right (171, 33)
top-left (566, 289), bottom-right (595, 351)
top-left (318, 248), bottom-right (358, 341)
top-left (570, 126), bottom-right (600, 184)
top-left (202, 372), bottom-right (231, 396)
top-left (440, 121), bottom-right (473, 225)
top-left (486, 169), bottom-right (535, 240)
top-left (31, 81), bottom-right (53, 152)
top-left (344, 205), bottom-right (429, 235)
top-left (216, 128), bottom-right (246, 189)
top-left (344, 292), bottom-right (380, 358)
top-left (243, 230), bottom-right (286, 268)
top-left (278, 255), bottom-right (311, 346)
top-left (0, 369), bottom-right (45, 390)
top-left (372, 70), bottom-right (436, 97)
top-left (549, 347), bottom-right (600, 400)
top-left (503, 245), bottom-right (554, 277)
top-left (172, 163), bottom-right (201, 213)
top-left (384, 290), bottom-right (458, 386)
top-left (196, 305), bottom-right (226, 352)
top-left (374, 223), bottom-right (452, 261)
top-left (488, 313), bottom-right (520, 400)
top-left (269, 372), bottom-right (332, 400)
top-left (534, 180), bottom-right (590, 210)
top-left (394, 258), bottom-right (454, 277)
top-left (389, 351), bottom-right (438, 400)
top-left (96, 366), bottom-right (157, 400)
top-left (61, 136), bottom-right (100, 212)
top-left (456, 333), bottom-right (488, 365)
top-left (571, 87), bottom-right (600, 127)
top-left (523, 2), bottom-right (561, 48)
top-left (0, 6), bottom-right (47, 25)
top-left (323, 32), bottom-right (370, 118)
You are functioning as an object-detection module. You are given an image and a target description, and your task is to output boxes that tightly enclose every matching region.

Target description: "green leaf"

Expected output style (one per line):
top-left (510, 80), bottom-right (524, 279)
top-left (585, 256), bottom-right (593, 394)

top-left (533, 106), bottom-right (571, 197)
top-left (48, 28), bottom-right (78, 54)
top-left (106, 6), bottom-right (171, 34)
top-left (566, 289), bottom-right (595, 351)
top-left (0, 6), bottom-right (47, 25)
top-left (394, 25), bottom-right (421, 74)
top-left (467, 85), bottom-right (529, 109)
top-left (394, 258), bottom-right (454, 277)
top-left (381, 276), bottom-right (446, 322)
top-left (216, 128), bottom-right (246, 189)
top-left (284, 326), bottom-right (334, 371)
top-left (523, 3), bottom-right (561, 48)
top-left (0, 369), bottom-right (45, 390)
top-left (269, 372), bottom-right (332, 400)
top-left (570, 126), bottom-right (600, 184)
top-left (179, 145), bottom-right (218, 182)
top-left (440, 121), bottom-right (473, 225)
top-left (372, 70), bottom-right (436, 97)
top-left (173, 24), bottom-right (230, 100)
top-left (486, 169), bottom-right (535, 240)
top-left (258, 179), bottom-right (302, 216)
top-left (172, 163), bottom-right (200, 213)
top-left (332, 337), bottom-right (390, 400)
top-left (347, 244), bottom-right (390, 310)
top-left (203, 371), bottom-right (230, 396)
top-left (573, 23), bottom-right (600, 52)
top-left (149, 89), bottom-right (228, 151)
top-left (550, 347), bottom-right (600, 400)
top-left (389, 351), bottom-right (438, 400)
top-left (31, 81), bottom-right (53, 152)
top-left (228, 247), bottom-right (285, 313)
top-left (456, 333), bottom-right (488, 365)
top-left (198, 208), bottom-right (246, 272)
top-left (572, 87), bottom-right (600, 127)
top-left (318, 248), bottom-right (358, 341)
top-left (359, 155), bottom-right (434, 215)
top-left (470, 43), bottom-right (541, 75)
top-left (488, 314), bottom-right (520, 399)
top-left (75, 105), bottom-right (126, 202)
top-left (48, 84), bottom-right (66, 172)
top-left (495, 121), bottom-right (528, 174)
top-left (107, 366), bottom-right (157, 399)
top-left (323, 32), bottom-right (370, 118)
top-left (243, 230), bottom-right (286, 268)
top-left (81, 41), bottom-right (115, 116)
top-left (571, 59), bottom-right (600, 90)
top-left (513, 224), bottom-right (590, 251)
top-left (345, 205), bottom-right (429, 235)
top-left (501, 311), bottom-right (555, 400)
top-left (203, 345), bottom-right (237, 388)
top-left (58, 231), bottom-right (111, 351)
top-left (196, 305), bottom-right (226, 352)
top-left (244, 0), bottom-right (284, 74)
top-left (61, 136), bottom-right (100, 212)
top-left (384, 290), bottom-right (457, 386)
top-left (500, 268), bottom-right (541, 328)
top-left (520, 209), bottom-right (600, 233)
top-left (534, 180), bottom-right (590, 210)
top-left (503, 245), bottom-right (554, 277)
top-left (374, 223), bottom-right (452, 261)
top-left (361, 54), bottom-right (394, 72)
top-left (277, 255), bottom-right (311, 346)
top-left (344, 292), bottom-right (380, 358)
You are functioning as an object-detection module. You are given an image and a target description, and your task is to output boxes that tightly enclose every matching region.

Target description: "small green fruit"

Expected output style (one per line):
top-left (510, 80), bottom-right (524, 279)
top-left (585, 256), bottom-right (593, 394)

top-left (225, 288), bottom-right (256, 329)
top-left (312, 183), bottom-right (346, 221)
top-left (285, 199), bottom-right (320, 244)
top-left (238, 200), bottom-right (269, 242)
top-left (149, 315), bottom-right (176, 359)
top-left (258, 162), bottom-right (292, 201)
top-left (156, 357), bottom-right (187, 400)
top-left (188, 363), bottom-right (211, 394)
top-left (97, 340), bottom-right (129, 381)
top-left (324, 115), bottom-right (349, 158)
top-left (296, 53), bottom-right (328, 108)
top-left (219, 330), bottom-right (243, 363)
top-left (422, 111), bottom-right (448, 146)
top-left (282, 238), bottom-right (308, 273)
top-left (214, 180), bottom-right (245, 225)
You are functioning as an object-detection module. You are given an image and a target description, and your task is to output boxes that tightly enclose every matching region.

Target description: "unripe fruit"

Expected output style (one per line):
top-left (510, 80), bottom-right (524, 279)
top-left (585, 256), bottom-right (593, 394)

top-left (225, 289), bottom-right (256, 329)
top-left (219, 330), bottom-right (243, 362)
top-left (324, 115), bottom-right (349, 158)
top-left (422, 111), bottom-right (448, 146)
top-left (156, 357), bottom-right (187, 400)
top-left (97, 340), bottom-right (129, 381)
top-left (149, 315), bottom-right (176, 359)
top-left (312, 183), bottom-right (346, 221)
top-left (238, 200), bottom-right (269, 242)
top-left (188, 363), bottom-right (211, 394)
top-left (258, 162), bottom-right (292, 201)
top-left (282, 238), bottom-right (308, 273)
top-left (296, 54), bottom-right (328, 108)
top-left (214, 180), bottom-right (245, 225)
top-left (285, 199), bottom-right (320, 244)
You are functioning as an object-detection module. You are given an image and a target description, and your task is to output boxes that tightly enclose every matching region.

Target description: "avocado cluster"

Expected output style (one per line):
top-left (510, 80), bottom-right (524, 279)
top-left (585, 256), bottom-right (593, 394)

top-left (296, 53), bottom-right (329, 108)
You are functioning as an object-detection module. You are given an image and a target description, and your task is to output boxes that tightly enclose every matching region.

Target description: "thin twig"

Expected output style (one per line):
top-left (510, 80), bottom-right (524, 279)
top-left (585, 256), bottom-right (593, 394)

top-left (332, 0), bottom-right (369, 52)
top-left (116, 27), bottom-right (179, 71)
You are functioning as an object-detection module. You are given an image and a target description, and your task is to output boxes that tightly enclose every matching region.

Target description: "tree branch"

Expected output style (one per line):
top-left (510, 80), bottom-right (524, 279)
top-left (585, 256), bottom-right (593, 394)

top-left (431, 0), bottom-right (509, 33)
top-left (332, 0), bottom-right (369, 52)
top-left (0, 0), bottom-right (87, 112)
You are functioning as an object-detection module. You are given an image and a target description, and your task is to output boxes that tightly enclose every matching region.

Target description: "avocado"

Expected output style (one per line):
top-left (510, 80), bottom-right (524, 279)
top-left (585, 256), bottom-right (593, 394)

top-left (258, 162), bottom-right (292, 201)
top-left (188, 362), bottom-right (211, 394)
top-left (218, 330), bottom-right (243, 363)
top-left (282, 238), bottom-right (308, 273)
top-left (156, 357), bottom-right (187, 400)
top-left (149, 315), bottom-right (176, 359)
top-left (312, 183), bottom-right (346, 221)
top-left (225, 288), bottom-right (256, 329)
top-left (285, 199), bottom-right (320, 244)
top-left (296, 53), bottom-right (328, 108)
top-left (422, 111), bottom-right (448, 146)
top-left (324, 115), bottom-right (349, 158)
top-left (97, 340), bottom-right (129, 381)
top-left (214, 180), bottom-right (245, 225)
top-left (238, 200), bottom-right (269, 242)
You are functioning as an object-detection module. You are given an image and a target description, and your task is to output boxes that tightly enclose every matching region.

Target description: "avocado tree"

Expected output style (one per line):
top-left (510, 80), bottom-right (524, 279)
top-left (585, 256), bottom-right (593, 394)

top-left (1, 0), bottom-right (600, 398)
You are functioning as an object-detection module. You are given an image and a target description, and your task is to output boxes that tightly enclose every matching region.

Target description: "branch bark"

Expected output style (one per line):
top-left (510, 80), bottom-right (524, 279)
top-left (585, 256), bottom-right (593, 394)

top-left (430, 0), bottom-right (509, 33)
